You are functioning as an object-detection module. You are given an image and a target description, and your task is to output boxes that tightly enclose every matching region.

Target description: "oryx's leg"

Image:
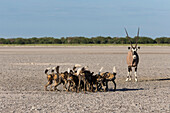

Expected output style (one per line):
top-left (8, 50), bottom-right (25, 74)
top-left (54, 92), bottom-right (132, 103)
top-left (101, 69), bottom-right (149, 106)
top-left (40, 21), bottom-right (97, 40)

top-left (134, 66), bottom-right (138, 82)
top-left (126, 66), bottom-right (132, 81)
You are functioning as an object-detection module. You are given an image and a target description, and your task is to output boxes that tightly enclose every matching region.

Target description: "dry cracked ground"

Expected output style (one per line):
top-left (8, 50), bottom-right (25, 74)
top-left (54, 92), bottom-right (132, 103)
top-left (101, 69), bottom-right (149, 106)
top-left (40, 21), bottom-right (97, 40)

top-left (0, 46), bottom-right (170, 113)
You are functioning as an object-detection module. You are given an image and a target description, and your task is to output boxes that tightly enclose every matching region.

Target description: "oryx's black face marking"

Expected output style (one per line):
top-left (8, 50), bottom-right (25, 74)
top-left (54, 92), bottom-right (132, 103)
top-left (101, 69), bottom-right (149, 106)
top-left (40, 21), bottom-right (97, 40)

top-left (125, 28), bottom-right (140, 82)
top-left (131, 47), bottom-right (139, 60)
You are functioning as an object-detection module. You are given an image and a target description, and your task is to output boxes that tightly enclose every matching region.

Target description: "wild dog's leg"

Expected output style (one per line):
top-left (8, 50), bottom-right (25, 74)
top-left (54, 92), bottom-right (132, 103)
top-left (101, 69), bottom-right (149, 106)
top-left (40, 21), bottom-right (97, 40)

top-left (87, 82), bottom-right (92, 92)
top-left (44, 81), bottom-right (52, 91)
top-left (100, 81), bottom-right (105, 91)
top-left (94, 82), bottom-right (98, 92)
top-left (90, 83), bottom-right (93, 92)
top-left (50, 84), bottom-right (53, 91)
top-left (53, 80), bottom-right (58, 91)
top-left (112, 80), bottom-right (116, 91)
top-left (105, 80), bottom-right (108, 92)
top-left (54, 78), bottom-right (61, 91)
top-left (86, 82), bottom-right (91, 92)
top-left (63, 80), bottom-right (68, 91)
top-left (134, 66), bottom-right (138, 82)
top-left (97, 82), bottom-right (102, 91)
top-left (83, 79), bottom-right (86, 93)
top-left (66, 81), bottom-right (70, 92)
top-left (126, 66), bottom-right (132, 81)
top-left (77, 76), bottom-right (81, 93)
top-left (72, 81), bottom-right (76, 92)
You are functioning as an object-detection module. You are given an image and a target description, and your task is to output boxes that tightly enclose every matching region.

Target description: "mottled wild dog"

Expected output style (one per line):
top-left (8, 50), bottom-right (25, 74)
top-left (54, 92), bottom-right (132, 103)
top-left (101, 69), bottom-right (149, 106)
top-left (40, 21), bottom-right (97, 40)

top-left (66, 69), bottom-right (79, 92)
top-left (77, 66), bottom-right (93, 93)
top-left (98, 67), bottom-right (117, 91)
top-left (52, 66), bottom-right (69, 91)
top-left (44, 67), bottom-right (56, 91)
top-left (66, 64), bottom-right (82, 92)
top-left (44, 66), bottom-right (67, 91)
top-left (90, 67), bottom-right (104, 92)
top-left (125, 28), bottom-right (140, 82)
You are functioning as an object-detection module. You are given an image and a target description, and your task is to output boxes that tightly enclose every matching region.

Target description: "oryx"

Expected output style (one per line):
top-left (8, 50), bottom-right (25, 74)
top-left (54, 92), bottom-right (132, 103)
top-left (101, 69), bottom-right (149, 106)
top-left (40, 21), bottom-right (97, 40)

top-left (125, 28), bottom-right (140, 82)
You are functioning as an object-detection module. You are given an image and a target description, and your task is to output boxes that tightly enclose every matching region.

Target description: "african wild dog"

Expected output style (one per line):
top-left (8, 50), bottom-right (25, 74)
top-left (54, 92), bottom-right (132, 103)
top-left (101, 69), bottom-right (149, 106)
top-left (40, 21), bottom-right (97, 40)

top-left (98, 67), bottom-right (117, 91)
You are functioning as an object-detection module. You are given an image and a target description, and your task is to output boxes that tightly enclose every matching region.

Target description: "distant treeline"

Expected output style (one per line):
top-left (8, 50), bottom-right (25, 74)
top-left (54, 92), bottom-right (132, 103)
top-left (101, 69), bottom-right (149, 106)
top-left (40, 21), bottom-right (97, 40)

top-left (0, 36), bottom-right (170, 44)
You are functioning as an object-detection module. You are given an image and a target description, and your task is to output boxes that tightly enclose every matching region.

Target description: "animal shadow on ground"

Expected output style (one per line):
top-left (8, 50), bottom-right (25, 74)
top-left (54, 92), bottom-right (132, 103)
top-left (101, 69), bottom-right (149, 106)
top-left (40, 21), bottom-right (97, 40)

top-left (108, 88), bottom-right (144, 92)
top-left (140, 77), bottom-right (170, 82)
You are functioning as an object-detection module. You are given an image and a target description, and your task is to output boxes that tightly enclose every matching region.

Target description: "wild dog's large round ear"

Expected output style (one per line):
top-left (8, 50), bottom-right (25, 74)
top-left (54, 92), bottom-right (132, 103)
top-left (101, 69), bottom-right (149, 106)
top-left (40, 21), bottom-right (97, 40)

top-left (70, 70), bottom-right (73, 74)
top-left (128, 47), bottom-right (131, 49)
top-left (138, 47), bottom-right (140, 49)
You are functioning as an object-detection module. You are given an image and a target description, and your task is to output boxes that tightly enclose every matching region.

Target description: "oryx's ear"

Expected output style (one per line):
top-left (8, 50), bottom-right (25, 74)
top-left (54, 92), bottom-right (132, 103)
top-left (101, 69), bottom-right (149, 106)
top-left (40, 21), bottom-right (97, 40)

top-left (138, 47), bottom-right (140, 49)
top-left (128, 47), bottom-right (131, 49)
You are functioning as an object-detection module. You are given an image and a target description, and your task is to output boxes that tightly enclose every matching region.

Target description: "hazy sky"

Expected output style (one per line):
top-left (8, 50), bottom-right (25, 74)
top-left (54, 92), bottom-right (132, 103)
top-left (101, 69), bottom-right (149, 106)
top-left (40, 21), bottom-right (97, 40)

top-left (0, 0), bottom-right (170, 38)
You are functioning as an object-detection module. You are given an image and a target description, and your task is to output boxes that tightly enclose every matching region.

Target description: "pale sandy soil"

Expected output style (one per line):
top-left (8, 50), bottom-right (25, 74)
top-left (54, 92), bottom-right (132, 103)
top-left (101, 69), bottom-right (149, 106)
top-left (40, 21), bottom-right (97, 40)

top-left (0, 46), bottom-right (170, 113)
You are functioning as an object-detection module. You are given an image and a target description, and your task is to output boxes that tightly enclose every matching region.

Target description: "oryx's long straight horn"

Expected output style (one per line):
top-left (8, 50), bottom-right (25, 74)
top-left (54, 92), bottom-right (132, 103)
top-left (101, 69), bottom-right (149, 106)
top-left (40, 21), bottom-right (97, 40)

top-left (124, 28), bottom-right (129, 37)
top-left (113, 66), bottom-right (116, 73)
top-left (125, 28), bottom-right (133, 47)
top-left (135, 27), bottom-right (140, 47)
top-left (137, 27), bottom-right (140, 37)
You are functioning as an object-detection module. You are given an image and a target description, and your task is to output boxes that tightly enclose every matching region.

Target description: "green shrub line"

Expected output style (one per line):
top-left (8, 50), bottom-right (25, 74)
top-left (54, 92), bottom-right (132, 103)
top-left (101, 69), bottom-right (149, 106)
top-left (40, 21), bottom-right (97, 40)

top-left (0, 44), bottom-right (169, 46)
top-left (0, 36), bottom-right (170, 45)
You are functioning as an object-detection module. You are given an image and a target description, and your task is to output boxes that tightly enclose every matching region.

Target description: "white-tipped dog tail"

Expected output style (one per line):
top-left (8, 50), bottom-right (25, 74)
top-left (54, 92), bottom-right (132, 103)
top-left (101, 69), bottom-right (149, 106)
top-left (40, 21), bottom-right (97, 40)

top-left (75, 64), bottom-right (81, 68)
top-left (77, 68), bottom-right (82, 75)
top-left (113, 66), bottom-right (116, 73)
top-left (52, 67), bottom-right (56, 70)
top-left (68, 68), bottom-right (70, 73)
top-left (99, 67), bottom-right (103, 72)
